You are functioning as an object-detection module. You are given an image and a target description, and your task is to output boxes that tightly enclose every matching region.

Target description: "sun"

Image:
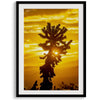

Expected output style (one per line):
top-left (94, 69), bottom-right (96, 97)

top-left (53, 50), bottom-right (59, 55)
top-left (54, 52), bottom-right (58, 55)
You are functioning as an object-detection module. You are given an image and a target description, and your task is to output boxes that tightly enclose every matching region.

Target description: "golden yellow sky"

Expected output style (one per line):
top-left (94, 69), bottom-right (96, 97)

top-left (24, 9), bottom-right (78, 66)
top-left (24, 9), bottom-right (78, 89)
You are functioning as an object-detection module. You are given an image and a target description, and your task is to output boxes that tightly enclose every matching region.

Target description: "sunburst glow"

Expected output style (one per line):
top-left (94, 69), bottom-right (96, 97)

top-left (54, 52), bottom-right (58, 55)
top-left (53, 51), bottom-right (59, 55)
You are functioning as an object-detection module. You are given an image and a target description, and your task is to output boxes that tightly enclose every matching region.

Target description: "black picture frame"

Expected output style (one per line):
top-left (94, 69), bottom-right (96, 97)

top-left (16, 1), bottom-right (86, 97)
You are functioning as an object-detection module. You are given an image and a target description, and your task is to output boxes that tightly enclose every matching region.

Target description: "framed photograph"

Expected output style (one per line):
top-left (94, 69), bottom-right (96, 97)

top-left (16, 1), bottom-right (86, 97)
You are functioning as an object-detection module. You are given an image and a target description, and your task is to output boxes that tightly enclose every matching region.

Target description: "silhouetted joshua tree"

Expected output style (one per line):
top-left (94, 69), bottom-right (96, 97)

top-left (38, 23), bottom-right (72, 90)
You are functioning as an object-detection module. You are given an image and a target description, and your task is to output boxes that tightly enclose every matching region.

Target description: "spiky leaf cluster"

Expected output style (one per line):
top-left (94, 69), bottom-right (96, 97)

top-left (39, 23), bottom-right (72, 67)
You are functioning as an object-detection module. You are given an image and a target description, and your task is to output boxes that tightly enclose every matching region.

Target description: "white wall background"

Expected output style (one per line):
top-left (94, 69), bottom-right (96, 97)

top-left (0, 0), bottom-right (100, 100)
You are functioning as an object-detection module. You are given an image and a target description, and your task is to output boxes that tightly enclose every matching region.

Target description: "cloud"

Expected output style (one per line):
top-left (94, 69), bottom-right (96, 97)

top-left (24, 9), bottom-right (69, 17)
